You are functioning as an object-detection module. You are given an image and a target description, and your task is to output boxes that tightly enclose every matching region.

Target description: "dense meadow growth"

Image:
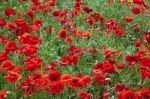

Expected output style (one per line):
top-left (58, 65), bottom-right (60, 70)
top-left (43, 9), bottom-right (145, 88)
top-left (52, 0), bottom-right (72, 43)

top-left (0, 0), bottom-right (150, 99)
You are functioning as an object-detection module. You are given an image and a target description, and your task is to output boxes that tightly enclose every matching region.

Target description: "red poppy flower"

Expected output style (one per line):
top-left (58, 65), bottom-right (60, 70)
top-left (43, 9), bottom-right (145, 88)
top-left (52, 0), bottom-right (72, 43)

top-left (106, 18), bottom-right (117, 30)
top-left (29, 24), bottom-right (39, 31)
top-left (33, 18), bottom-right (42, 26)
top-left (61, 74), bottom-right (72, 83)
top-left (102, 63), bottom-right (115, 74)
top-left (12, 65), bottom-right (23, 73)
top-left (25, 57), bottom-right (42, 71)
top-left (19, 33), bottom-right (42, 45)
top-left (53, 9), bottom-right (61, 17)
top-left (115, 28), bottom-right (126, 37)
top-left (31, 5), bottom-right (37, 10)
top-left (93, 74), bottom-right (107, 84)
top-left (69, 45), bottom-right (83, 56)
top-left (20, 44), bottom-right (37, 56)
top-left (43, 7), bottom-right (51, 13)
top-left (81, 75), bottom-right (91, 86)
top-left (0, 19), bottom-right (6, 27)
top-left (140, 57), bottom-right (150, 66)
top-left (14, 25), bottom-right (29, 36)
top-left (133, 25), bottom-right (140, 32)
top-left (18, 72), bottom-right (46, 96)
top-left (144, 31), bottom-right (150, 44)
top-left (72, 29), bottom-right (82, 36)
top-left (58, 29), bottom-right (68, 39)
top-left (29, 72), bottom-right (47, 87)
top-left (0, 60), bottom-right (15, 71)
top-left (102, 90), bottom-right (110, 99)
top-left (79, 90), bottom-right (91, 99)
top-left (23, 85), bottom-right (37, 97)
top-left (137, 50), bottom-right (147, 58)
top-left (49, 0), bottom-right (57, 6)
top-left (81, 30), bottom-right (92, 37)
top-left (67, 77), bottom-right (82, 89)
top-left (116, 63), bottom-right (124, 69)
top-left (118, 90), bottom-right (137, 99)
top-left (0, 37), bottom-right (8, 43)
top-left (14, 18), bottom-right (26, 26)
top-left (0, 51), bottom-right (8, 62)
top-left (76, 72), bottom-right (83, 78)
top-left (6, 22), bottom-right (16, 30)
top-left (26, 10), bottom-right (34, 18)
top-left (124, 16), bottom-right (134, 22)
top-left (82, 6), bottom-right (93, 13)
top-left (72, 9), bottom-right (80, 17)
top-left (65, 36), bottom-right (73, 43)
top-left (125, 55), bottom-right (140, 64)
top-left (39, 4), bottom-right (45, 10)
top-left (48, 70), bottom-right (61, 82)
top-left (60, 55), bottom-right (79, 66)
top-left (93, 63), bottom-right (103, 69)
top-left (132, 8), bottom-right (141, 14)
top-left (17, 77), bottom-right (37, 96)
top-left (5, 8), bottom-right (16, 16)
top-left (0, 89), bottom-right (10, 99)
top-left (115, 83), bottom-right (125, 92)
top-left (136, 88), bottom-right (150, 99)
top-left (45, 60), bottom-right (57, 70)
top-left (140, 57), bottom-right (150, 79)
top-left (46, 81), bottom-right (64, 94)
top-left (5, 41), bottom-right (18, 53)
top-left (104, 49), bottom-right (118, 58)
top-left (133, 0), bottom-right (144, 5)
top-left (4, 71), bottom-right (22, 83)
top-left (32, 0), bottom-right (41, 6)
top-left (135, 40), bottom-right (142, 47)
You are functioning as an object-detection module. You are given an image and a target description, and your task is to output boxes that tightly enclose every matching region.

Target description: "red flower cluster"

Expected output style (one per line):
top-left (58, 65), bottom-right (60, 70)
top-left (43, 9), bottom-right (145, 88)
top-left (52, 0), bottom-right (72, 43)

top-left (0, 0), bottom-right (150, 98)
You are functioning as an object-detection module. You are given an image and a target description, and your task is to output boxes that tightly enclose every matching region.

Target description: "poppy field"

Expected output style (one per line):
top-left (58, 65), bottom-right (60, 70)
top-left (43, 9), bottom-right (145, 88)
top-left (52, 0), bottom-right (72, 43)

top-left (0, 0), bottom-right (150, 99)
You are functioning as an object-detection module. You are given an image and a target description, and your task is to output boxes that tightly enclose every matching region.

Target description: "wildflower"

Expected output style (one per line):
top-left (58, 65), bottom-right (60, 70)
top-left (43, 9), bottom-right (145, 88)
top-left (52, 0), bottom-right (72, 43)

top-left (14, 18), bottom-right (26, 26)
top-left (124, 16), bottom-right (134, 22)
top-left (78, 90), bottom-right (91, 99)
top-left (6, 22), bottom-right (16, 30)
top-left (82, 6), bottom-right (93, 13)
top-left (26, 10), bottom-right (34, 18)
top-left (53, 9), bottom-right (61, 17)
top-left (25, 57), bottom-right (42, 71)
top-left (0, 19), bottom-right (6, 27)
top-left (4, 71), bottom-right (22, 83)
top-left (140, 57), bottom-right (150, 79)
top-left (67, 77), bottom-right (82, 88)
top-left (58, 29), bottom-right (68, 39)
top-left (136, 88), bottom-right (150, 99)
top-left (29, 72), bottom-right (47, 87)
top-left (61, 74), bottom-right (72, 83)
top-left (118, 90), bottom-right (137, 99)
top-left (135, 40), bottom-right (142, 47)
top-left (0, 51), bottom-right (8, 62)
top-left (0, 89), bottom-right (10, 99)
top-left (5, 41), bottom-right (18, 53)
top-left (132, 8), bottom-right (141, 14)
top-left (5, 8), bottom-right (16, 16)
top-left (0, 60), bottom-right (15, 71)
top-left (46, 81), bottom-right (64, 94)
top-left (48, 70), bottom-right (61, 82)
top-left (60, 55), bottom-right (79, 66)
top-left (20, 44), bottom-right (38, 56)
top-left (81, 75), bottom-right (91, 86)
